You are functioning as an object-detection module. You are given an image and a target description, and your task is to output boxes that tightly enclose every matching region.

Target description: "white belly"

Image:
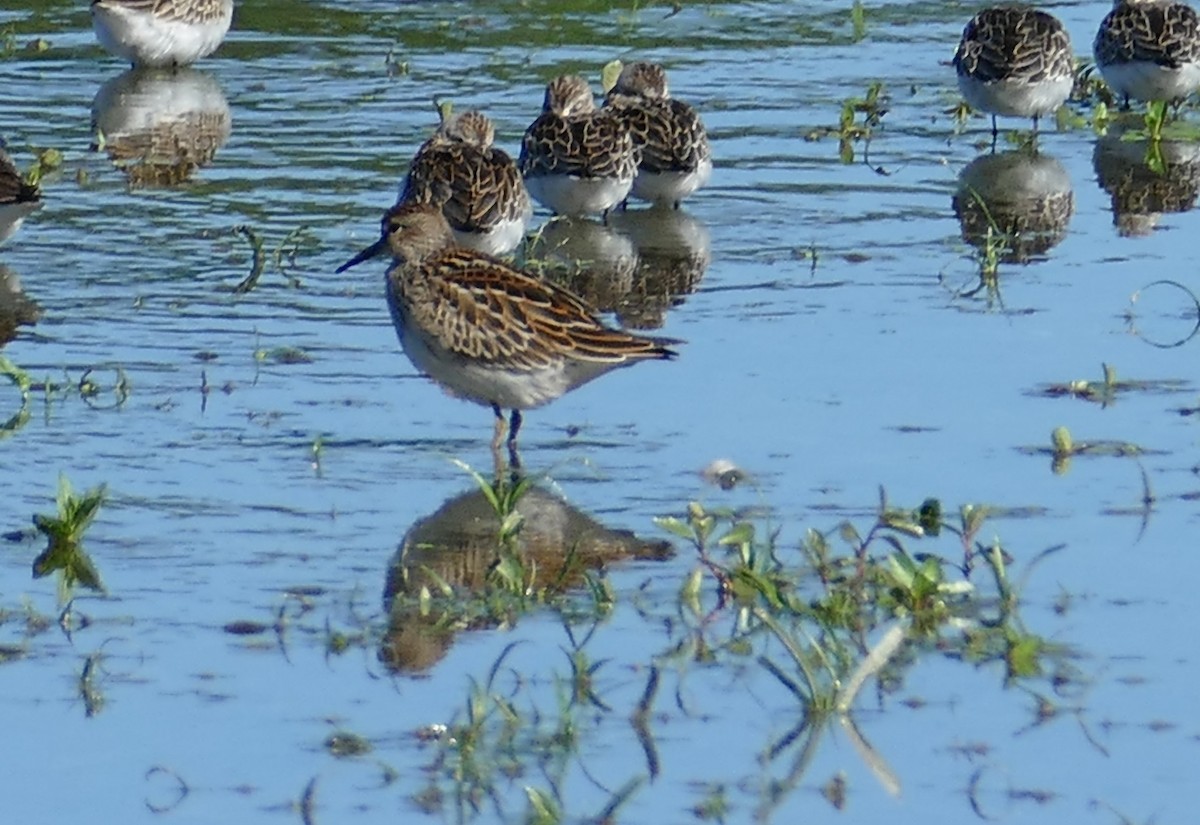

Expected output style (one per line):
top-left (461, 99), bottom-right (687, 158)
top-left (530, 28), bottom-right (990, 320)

top-left (398, 320), bottom-right (570, 410)
top-left (1098, 60), bottom-right (1200, 102)
top-left (451, 215), bottom-right (530, 257)
top-left (630, 156), bottom-right (712, 206)
top-left (92, 1), bottom-right (233, 67)
top-left (524, 173), bottom-right (633, 217)
top-left (956, 74), bottom-right (1073, 118)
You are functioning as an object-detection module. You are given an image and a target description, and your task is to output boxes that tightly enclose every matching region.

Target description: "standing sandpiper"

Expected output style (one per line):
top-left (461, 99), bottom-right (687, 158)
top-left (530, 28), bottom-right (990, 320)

top-left (336, 202), bottom-right (678, 464)
top-left (1094, 0), bottom-right (1200, 108)
top-left (603, 61), bottom-right (712, 208)
top-left (519, 75), bottom-right (639, 218)
top-left (952, 7), bottom-right (1075, 138)
top-left (400, 108), bottom-right (532, 257)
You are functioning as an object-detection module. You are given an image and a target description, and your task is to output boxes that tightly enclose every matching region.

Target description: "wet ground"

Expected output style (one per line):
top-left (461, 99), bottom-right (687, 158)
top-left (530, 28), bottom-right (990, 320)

top-left (2, 1), bottom-right (1199, 822)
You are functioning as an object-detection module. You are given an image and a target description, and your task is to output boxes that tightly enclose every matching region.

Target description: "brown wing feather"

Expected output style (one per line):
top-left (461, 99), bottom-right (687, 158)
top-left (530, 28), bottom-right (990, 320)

top-left (403, 143), bottom-right (527, 233)
top-left (399, 250), bottom-right (675, 371)
top-left (607, 97), bottom-right (709, 174)
top-left (519, 112), bottom-right (637, 180)
top-left (0, 150), bottom-right (39, 206)
top-left (1096, 2), bottom-right (1200, 68)
top-left (94, 0), bottom-right (228, 24)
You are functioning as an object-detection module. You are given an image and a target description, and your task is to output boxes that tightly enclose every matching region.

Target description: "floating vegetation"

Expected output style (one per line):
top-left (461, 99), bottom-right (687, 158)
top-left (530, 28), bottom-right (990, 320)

top-left (849, 0), bottom-right (866, 42)
top-left (231, 225), bottom-right (265, 293)
top-left (30, 474), bottom-right (107, 605)
top-left (77, 650), bottom-right (106, 717)
top-left (230, 224), bottom-right (313, 292)
top-left (1019, 425), bottom-right (1156, 475)
top-left (24, 147), bottom-right (63, 187)
top-left (0, 354), bottom-right (31, 438)
top-left (1035, 362), bottom-right (1190, 405)
top-left (400, 490), bottom-right (1079, 820)
top-left (254, 346), bottom-right (313, 365)
top-left (325, 730), bottom-right (372, 758)
top-left (805, 82), bottom-right (889, 170)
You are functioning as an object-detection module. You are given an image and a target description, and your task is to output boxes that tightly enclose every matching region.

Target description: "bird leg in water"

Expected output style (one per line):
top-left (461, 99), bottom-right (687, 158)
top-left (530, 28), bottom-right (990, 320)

top-left (507, 410), bottom-right (523, 470)
top-left (491, 403), bottom-right (507, 453)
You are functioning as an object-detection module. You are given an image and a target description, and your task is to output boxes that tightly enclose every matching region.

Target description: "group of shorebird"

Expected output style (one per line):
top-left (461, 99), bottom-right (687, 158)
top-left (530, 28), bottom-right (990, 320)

top-left (954, 0), bottom-right (1200, 136)
top-left (4, 0), bottom-right (1200, 464)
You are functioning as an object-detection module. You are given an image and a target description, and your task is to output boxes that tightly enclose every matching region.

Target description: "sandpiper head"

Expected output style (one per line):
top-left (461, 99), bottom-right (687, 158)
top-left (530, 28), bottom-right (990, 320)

top-left (440, 110), bottom-right (496, 149)
top-left (336, 202), bottom-right (456, 273)
top-left (543, 75), bottom-right (596, 117)
top-left (613, 62), bottom-right (670, 100)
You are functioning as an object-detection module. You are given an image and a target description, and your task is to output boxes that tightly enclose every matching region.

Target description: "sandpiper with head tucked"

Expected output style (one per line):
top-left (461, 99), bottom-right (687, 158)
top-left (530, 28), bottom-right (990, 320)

top-left (1094, 0), bottom-right (1200, 108)
top-left (952, 7), bottom-right (1075, 138)
top-left (519, 75), bottom-right (639, 218)
top-left (91, 0), bottom-right (234, 67)
top-left (399, 108), bottom-right (532, 257)
top-left (336, 201), bottom-right (678, 463)
top-left (603, 61), bottom-right (712, 208)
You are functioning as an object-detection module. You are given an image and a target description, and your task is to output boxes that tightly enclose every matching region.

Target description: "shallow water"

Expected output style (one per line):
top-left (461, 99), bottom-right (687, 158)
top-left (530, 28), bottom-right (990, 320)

top-left (2, 0), bottom-right (1199, 822)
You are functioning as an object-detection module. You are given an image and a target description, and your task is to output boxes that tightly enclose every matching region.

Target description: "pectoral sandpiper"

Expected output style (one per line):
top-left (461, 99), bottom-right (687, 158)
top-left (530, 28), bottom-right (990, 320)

top-left (952, 7), bottom-right (1075, 137)
top-left (91, 0), bottom-right (234, 67)
top-left (400, 108), bottom-right (532, 256)
top-left (519, 75), bottom-right (638, 217)
top-left (603, 61), bottom-right (712, 208)
top-left (1094, 0), bottom-right (1200, 107)
top-left (336, 202), bottom-right (678, 463)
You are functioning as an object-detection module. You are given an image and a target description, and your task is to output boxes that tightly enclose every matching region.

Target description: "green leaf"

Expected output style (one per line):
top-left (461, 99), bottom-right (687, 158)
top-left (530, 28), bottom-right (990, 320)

top-left (654, 516), bottom-right (696, 542)
top-left (600, 59), bottom-right (623, 93)
top-left (718, 521), bottom-right (754, 548)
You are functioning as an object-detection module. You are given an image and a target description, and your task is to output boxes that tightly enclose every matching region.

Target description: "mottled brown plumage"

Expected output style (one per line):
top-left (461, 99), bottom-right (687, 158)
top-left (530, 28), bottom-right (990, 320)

top-left (0, 147), bottom-right (42, 246)
top-left (1094, 0), bottom-right (1200, 104)
top-left (0, 149), bottom-right (39, 209)
top-left (1095, 0), bottom-right (1200, 67)
top-left (92, 0), bottom-right (231, 24)
top-left (603, 62), bottom-right (711, 195)
top-left (519, 76), bottom-right (638, 215)
top-left (400, 110), bottom-right (531, 254)
top-left (337, 202), bottom-right (678, 460)
top-left (952, 7), bottom-right (1075, 135)
top-left (954, 7), bottom-right (1073, 83)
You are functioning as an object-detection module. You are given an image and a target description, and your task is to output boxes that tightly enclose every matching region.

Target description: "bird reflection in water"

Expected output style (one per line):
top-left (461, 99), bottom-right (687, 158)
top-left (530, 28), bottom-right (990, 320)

top-left (0, 266), bottom-right (41, 348)
top-left (526, 205), bottom-right (710, 330)
top-left (1093, 128), bottom-right (1200, 237)
top-left (380, 481), bottom-right (673, 673)
top-left (952, 149), bottom-right (1074, 265)
top-left (91, 67), bottom-right (231, 187)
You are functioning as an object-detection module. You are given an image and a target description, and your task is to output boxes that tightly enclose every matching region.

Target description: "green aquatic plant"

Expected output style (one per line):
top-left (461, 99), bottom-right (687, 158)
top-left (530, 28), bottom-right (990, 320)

top-left (231, 225), bottom-right (266, 293)
top-left (0, 355), bottom-right (32, 439)
top-left (24, 147), bottom-right (62, 187)
top-left (0, 24), bottom-right (16, 57)
top-left (1036, 362), bottom-right (1187, 407)
top-left (850, 0), bottom-right (866, 42)
top-left (1020, 425), bottom-right (1151, 475)
top-left (325, 730), bottom-right (372, 758)
top-left (78, 650), bottom-right (106, 717)
top-left (805, 82), bottom-right (888, 167)
top-left (31, 474), bottom-right (107, 604)
top-left (1145, 99), bottom-right (1168, 142)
